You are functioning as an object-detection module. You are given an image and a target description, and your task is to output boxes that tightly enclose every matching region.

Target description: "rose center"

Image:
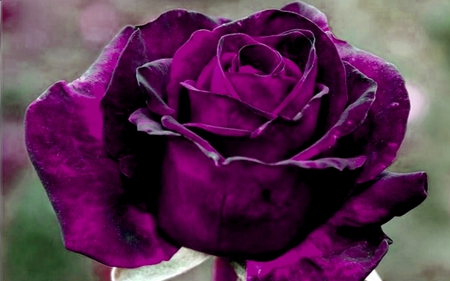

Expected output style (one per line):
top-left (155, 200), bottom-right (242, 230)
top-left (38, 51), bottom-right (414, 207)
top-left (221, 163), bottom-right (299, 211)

top-left (234, 44), bottom-right (282, 75)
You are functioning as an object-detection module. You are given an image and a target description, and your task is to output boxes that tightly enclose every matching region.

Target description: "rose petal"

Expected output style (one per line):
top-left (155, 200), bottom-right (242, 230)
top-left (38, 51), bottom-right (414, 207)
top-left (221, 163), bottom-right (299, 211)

top-left (218, 9), bottom-right (348, 128)
top-left (101, 28), bottom-right (148, 159)
top-left (150, 119), bottom-right (366, 259)
top-left (277, 4), bottom-right (407, 176)
top-left (281, 1), bottom-right (330, 32)
top-left (214, 16), bottom-right (232, 25)
top-left (292, 64), bottom-right (377, 161)
top-left (256, 29), bottom-right (314, 73)
top-left (136, 59), bottom-right (175, 116)
top-left (102, 10), bottom-right (221, 159)
top-left (161, 116), bottom-right (225, 165)
top-left (184, 123), bottom-right (252, 137)
top-left (227, 72), bottom-right (298, 113)
top-left (284, 1), bottom-right (411, 182)
top-left (217, 33), bottom-right (298, 111)
top-left (246, 171), bottom-right (427, 281)
top-left (156, 135), bottom-right (361, 259)
top-left (329, 37), bottom-right (411, 183)
top-left (196, 84), bottom-right (329, 163)
top-left (181, 81), bottom-right (271, 131)
top-left (223, 155), bottom-right (366, 171)
top-left (26, 82), bottom-right (178, 268)
top-left (138, 10), bottom-right (222, 59)
top-left (169, 10), bottom-right (347, 127)
top-left (74, 26), bottom-right (134, 96)
top-left (332, 171), bottom-right (428, 227)
top-left (195, 53), bottom-right (230, 95)
top-left (237, 44), bottom-right (283, 75)
top-left (261, 30), bottom-right (318, 118)
top-left (129, 108), bottom-right (179, 136)
top-left (212, 258), bottom-right (239, 281)
top-left (168, 29), bottom-right (219, 114)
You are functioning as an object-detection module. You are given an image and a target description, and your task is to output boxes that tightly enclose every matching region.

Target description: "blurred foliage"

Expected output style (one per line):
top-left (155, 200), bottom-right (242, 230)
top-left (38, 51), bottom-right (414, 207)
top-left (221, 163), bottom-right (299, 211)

top-left (3, 175), bottom-right (94, 281)
top-left (2, 0), bottom-right (450, 281)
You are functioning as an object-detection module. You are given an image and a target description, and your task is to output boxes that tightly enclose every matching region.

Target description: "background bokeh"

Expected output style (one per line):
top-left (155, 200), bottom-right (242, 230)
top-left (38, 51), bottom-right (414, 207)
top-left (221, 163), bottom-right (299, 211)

top-left (2, 0), bottom-right (450, 280)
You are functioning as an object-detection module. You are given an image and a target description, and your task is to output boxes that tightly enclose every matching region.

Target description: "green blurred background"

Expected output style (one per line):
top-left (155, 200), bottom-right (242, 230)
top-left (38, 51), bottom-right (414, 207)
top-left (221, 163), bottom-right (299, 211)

top-left (2, 0), bottom-right (450, 280)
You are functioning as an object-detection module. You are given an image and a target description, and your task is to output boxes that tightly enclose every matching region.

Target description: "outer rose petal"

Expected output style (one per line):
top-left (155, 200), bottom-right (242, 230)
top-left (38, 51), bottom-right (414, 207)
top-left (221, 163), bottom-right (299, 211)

top-left (101, 10), bottom-right (222, 159)
top-left (136, 59), bottom-right (175, 116)
top-left (25, 28), bottom-right (179, 267)
top-left (283, 1), bottom-right (410, 183)
top-left (332, 39), bottom-right (410, 183)
top-left (246, 171), bottom-right (427, 281)
top-left (154, 129), bottom-right (366, 259)
top-left (281, 1), bottom-right (330, 32)
top-left (292, 64), bottom-right (377, 161)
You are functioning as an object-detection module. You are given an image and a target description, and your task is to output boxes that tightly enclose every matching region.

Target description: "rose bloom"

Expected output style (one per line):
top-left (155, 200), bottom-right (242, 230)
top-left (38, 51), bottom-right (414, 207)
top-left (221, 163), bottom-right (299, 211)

top-left (25, 2), bottom-right (427, 281)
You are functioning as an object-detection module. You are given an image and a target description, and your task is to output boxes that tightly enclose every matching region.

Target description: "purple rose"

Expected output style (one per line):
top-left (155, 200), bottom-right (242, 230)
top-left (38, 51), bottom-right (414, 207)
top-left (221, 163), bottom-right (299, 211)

top-left (25, 2), bottom-right (427, 280)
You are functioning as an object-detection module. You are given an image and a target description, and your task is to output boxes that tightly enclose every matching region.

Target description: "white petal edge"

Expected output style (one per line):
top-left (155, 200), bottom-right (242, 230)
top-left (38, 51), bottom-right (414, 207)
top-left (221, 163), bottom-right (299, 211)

top-left (111, 248), bottom-right (213, 281)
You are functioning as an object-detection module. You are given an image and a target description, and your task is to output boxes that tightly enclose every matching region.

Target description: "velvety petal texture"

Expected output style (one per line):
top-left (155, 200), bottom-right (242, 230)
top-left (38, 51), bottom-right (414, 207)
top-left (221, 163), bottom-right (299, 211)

top-left (168, 8), bottom-right (348, 128)
top-left (25, 28), bottom-right (179, 268)
top-left (281, 1), bottom-right (411, 183)
top-left (155, 135), bottom-right (365, 259)
top-left (26, 1), bottom-right (427, 280)
top-left (334, 44), bottom-right (410, 183)
top-left (246, 171), bottom-right (427, 281)
top-left (281, 2), bottom-right (330, 32)
top-left (102, 10), bottom-right (222, 159)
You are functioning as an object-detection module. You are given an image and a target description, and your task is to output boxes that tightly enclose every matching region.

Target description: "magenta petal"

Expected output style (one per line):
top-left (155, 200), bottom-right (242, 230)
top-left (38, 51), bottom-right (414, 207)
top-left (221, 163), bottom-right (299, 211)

top-left (168, 29), bottom-right (219, 114)
top-left (332, 171), bottom-right (428, 227)
top-left (26, 82), bottom-right (178, 268)
top-left (181, 81), bottom-right (271, 131)
top-left (227, 72), bottom-right (298, 113)
top-left (195, 54), bottom-right (229, 94)
top-left (255, 29), bottom-right (318, 118)
top-left (281, 1), bottom-right (331, 31)
top-left (136, 59), bottom-right (175, 116)
top-left (170, 9), bottom-right (347, 126)
top-left (212, 258), bottom-right (238, 281)
top-left (213, 16), bottom-right (232, 25)
top-left (161, 115), bottom-right (225, 165)
top-left (74, 26), bottom-right (135, 96)
top-left (217, 33), bottom-right (283, 76)
top-left (217, 33), bottom-right (284, 102)
top-left (237, 44), bottom-right (283, 75)
top-left (129, 108), bottom-right (179, 136)
top-left (201, 85), bottom-right (329, 163)
top-left (156, 137), bottom-right (309, 258)
top-left (331, 37), bottom-right (410, 183)
top-left (138, 10), bottom-right (221, 59)
top-left (256, 29), bottom-right (315, 73)
top-left (270, 32), bottom-right (318, 118)
top-left (184, 123), bottom-right (252, 137)
top-left (156, 132), bottom-right (366, 259)
top-left (216, 9), bottom-right (348, 128)
top-left (102, 10), bottom-right (220, 159)
top-left (218, 33), bottom-right (303, 113)
top-left (246, 171), bottom-right (427, 281)
top-left (292, 64), bottom-right (377, 161)
top-left (101, 28), bottom-right (149, 159)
